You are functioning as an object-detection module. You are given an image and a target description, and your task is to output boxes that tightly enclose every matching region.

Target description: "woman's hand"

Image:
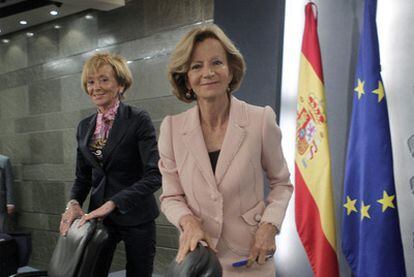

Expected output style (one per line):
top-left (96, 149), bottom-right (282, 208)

top-left (60, 203), bottom-right (85, 236)
top-left (176, 214), bottom-right (215, 263)
top-left (247, 223), bottom-right (277, 267)
top-left (78, 200), bottom-right (116, 227)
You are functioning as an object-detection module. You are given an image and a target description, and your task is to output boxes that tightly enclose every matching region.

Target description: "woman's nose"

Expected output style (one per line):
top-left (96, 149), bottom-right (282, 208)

top-left (203, 67), bottom-right (215, 78)
top-left (93, 81), bottom-right (101, 90)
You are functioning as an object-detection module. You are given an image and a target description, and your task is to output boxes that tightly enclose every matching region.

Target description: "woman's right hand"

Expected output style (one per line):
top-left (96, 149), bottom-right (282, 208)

top-left (176, 214), bottom-right (215, 263)
top-left (59, 204), bottom-right (85, 236)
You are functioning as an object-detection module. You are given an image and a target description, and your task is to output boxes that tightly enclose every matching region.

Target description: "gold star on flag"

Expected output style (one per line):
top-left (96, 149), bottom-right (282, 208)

top-left (377, 190), bottom-right (395, 212)
top-left (372, 81), bottom-right (385, 103)
top-left (354, 78), bottom-right (365, 100)
top-left (360, 202), bottom-right (371, 220)
top-left (343, 196), bottom-right (358, 215)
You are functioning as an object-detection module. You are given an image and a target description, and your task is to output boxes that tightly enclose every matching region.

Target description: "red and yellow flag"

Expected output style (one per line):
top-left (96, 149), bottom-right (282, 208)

top-left (295, 3), bottom-right (339, 277)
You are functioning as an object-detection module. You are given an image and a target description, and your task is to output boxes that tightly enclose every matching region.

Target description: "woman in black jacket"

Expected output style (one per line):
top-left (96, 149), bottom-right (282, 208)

top-left (59, 52), bottom-right (161, 277)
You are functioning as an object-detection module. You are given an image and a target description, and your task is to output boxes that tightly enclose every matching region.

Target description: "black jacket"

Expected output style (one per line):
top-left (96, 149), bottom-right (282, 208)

top-left (70, 102), bottom-right (161, 226)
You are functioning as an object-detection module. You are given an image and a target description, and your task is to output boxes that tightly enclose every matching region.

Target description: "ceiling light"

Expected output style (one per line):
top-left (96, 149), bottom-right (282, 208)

top-left (26, 32), bottom-right (34, 37)
top-left (85, 15), bottom-right (94, 20)
top-left (50, 10), bottom-right (59, 16)
top-left (19, 20), bottom-right (28, 25)
top-left (127, 61), bottom-right (133, 64)
top-left (2, 39), bottom-right (10, 43)
top-left (54, 25), bottom-right (61, 29)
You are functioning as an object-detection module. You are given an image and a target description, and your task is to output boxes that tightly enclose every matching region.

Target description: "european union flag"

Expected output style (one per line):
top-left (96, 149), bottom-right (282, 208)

top-left (341, 0), bottom-right (406, 276)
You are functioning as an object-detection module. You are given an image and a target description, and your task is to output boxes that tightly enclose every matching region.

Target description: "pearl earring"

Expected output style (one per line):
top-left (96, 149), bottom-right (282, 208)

top-left (185, 90), bottom-right (192, 99)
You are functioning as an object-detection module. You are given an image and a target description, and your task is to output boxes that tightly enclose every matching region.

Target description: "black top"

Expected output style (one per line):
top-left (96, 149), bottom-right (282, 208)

top-left (208, 150), bottom-right (220, 174)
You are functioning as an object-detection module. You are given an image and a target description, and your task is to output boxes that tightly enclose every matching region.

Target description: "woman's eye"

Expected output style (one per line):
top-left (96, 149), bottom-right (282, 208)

top-left (190, 64), bottom-right (201, 70)
top-left (87, 80), bottom-right (94, 85)
top-left (213, 60), bottom-right (223, 65)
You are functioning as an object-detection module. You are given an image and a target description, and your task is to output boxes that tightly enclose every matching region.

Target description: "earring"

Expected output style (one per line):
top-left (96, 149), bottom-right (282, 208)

top-left (185, 90), bottom-right (192, 99)
top-left (227, 86), bottom-right (231, 92)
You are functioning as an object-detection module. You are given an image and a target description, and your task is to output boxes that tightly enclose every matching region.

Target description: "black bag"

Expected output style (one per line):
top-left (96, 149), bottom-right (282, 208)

top-left (166, 243), bottom-right (223, 277)
top-left (8, 232), bottom-right (32, 267)
top-left (75, 223), bottom-right (109, 277)
top-left (12, 219), bottom-right (109, 277)
top-left (0, 233), bottom-right (18, 277)
top-left (48, 219), bottom-right (109, 277)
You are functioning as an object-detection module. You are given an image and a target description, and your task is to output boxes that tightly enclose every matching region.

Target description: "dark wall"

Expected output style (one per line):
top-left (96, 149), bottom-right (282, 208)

top-left (214, 0), bottom-right (285, 119)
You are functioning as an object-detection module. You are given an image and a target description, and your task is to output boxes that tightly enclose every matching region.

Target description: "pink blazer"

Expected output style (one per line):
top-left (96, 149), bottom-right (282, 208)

top-left (159, 96), bottom-right (293, 255)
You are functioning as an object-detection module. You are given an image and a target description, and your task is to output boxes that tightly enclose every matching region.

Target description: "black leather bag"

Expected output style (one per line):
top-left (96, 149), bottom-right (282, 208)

top-left (166, 243), bottom-right (223, 277)
top-left (75, 224), bottom-right (109, 277)
top-left (12, 219), bottom-right (108, 277)
top-left (0, 233), bottom-right (18, 277)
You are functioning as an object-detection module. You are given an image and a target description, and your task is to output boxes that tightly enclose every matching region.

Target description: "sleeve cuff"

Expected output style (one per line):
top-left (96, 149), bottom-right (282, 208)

top-left (110, 196), bottom-right (127, 214)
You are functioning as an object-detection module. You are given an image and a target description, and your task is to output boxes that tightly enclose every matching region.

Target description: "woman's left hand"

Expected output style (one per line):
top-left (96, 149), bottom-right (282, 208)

top-left (247, 223), bottom-right (278, 267)
top-left (78, 200), bottom-right (116, 227)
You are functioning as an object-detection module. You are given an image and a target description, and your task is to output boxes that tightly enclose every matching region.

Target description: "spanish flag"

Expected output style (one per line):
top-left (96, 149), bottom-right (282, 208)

top-left (295, 3), bottom-right (339, 276)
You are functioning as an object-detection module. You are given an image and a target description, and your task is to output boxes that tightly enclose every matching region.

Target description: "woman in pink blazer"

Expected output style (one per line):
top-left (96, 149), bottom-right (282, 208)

top-left (159, 24), bottom-right (293, 276)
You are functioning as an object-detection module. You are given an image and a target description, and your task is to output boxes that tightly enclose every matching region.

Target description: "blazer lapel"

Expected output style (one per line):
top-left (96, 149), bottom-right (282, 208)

top-left (215, 96), bottom-right (248, 185)
top-left (80, 113), bottom-right (102, 170)
top-left (181, 106), bottom-right (217, 189)
top-left (102, 102), bottom-right (131, 165)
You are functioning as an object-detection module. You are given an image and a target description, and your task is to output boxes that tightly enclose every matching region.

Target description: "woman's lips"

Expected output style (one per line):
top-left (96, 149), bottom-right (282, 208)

top-left (200, 81), bottom-right (219, 86)
top-left (92, 92), bottom-right (107, 97)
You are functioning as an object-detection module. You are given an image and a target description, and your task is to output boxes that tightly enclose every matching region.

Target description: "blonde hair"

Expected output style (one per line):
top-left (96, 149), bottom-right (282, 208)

top-left (168, 24), bottom-right (246, 103)
top-left (81, 52), bottom-right (133, 99)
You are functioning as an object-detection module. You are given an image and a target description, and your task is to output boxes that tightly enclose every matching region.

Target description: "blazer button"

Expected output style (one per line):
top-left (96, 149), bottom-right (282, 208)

top-left (254, 214), bottom-right (262, 222)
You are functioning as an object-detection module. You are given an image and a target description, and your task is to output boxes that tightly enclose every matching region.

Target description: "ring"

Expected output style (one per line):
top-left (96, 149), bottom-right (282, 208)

top-left (84, 213), bottom-right (88, 216)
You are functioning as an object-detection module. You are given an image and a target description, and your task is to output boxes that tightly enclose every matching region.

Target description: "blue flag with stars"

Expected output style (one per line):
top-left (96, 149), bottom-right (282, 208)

top-left (341, 0), bottom-right (406, 276)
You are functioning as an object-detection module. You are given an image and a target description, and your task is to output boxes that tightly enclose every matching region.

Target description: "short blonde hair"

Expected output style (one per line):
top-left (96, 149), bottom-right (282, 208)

top-left (168, 24), bottom-right (246, 103)
top-left (81, 52), bottom-right (133, 99)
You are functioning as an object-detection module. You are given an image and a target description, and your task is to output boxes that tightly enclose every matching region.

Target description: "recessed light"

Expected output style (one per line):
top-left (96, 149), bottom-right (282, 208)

top-left (2, 39), bottom-right (10, 43)
top-left (85, 14), bottom-right (93, 20)
top-left (54, 25), bottom-right (61, 29)
top-left (26, 32), bottom-right (34, 37)
top-left (127, 61), bottom-right (133, 64)
top-left (19, 20), bottom-right (28, 25)
top-left (50, 10), bottom-right (58, 16)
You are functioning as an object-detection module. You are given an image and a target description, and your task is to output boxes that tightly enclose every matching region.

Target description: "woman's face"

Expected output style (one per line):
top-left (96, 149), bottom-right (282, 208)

top-left (186, 38), bottom-right (233, 101)
top-left (86, 64), bottom-right (124, 111)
